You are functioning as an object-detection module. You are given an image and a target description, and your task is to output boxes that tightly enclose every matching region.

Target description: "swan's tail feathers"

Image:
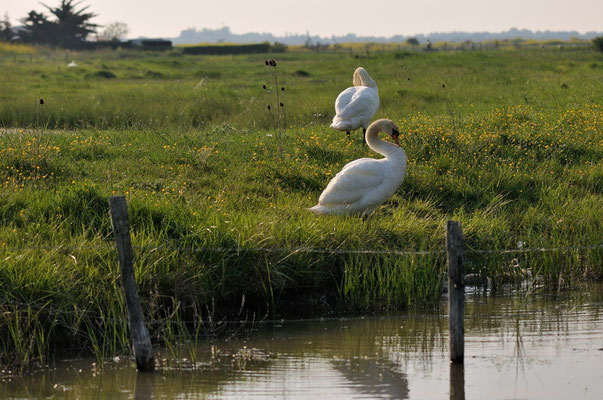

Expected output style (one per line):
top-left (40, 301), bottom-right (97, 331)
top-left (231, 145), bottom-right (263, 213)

top-left (308, 205), bottom-right (330, 215)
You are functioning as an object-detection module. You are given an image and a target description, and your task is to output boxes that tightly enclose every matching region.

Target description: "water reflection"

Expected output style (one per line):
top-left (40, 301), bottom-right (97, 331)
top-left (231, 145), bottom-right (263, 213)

top-left (330, 358), bottom-right (408, 399)
top-left (134, 372), bottom-right (154, 400)
top-left (181, 318), bottom-right (413, 399)
top-left (1, 284), bottom-right (602, 399)
top-left (449, 364), bottom-right (465, 400)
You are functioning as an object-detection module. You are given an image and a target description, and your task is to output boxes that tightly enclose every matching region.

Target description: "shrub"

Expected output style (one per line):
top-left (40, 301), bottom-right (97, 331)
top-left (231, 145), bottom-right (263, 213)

top-left (271, 42), bottom-right (288, 53)
top-left (294, 69), bottom-right (311, 77)
top-left (91, 70), bottom-right (116, 79)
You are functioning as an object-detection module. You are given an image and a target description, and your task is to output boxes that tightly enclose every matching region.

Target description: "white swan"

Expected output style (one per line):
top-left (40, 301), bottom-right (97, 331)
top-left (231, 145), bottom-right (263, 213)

top-left (309, 119), bottom-right (406, 216)
top-left (330, 67), bottom-right (379, 141)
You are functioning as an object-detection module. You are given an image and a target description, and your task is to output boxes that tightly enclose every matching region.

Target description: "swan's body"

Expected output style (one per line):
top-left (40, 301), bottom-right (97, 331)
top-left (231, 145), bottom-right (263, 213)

top-left (330, 67), bottom-right (379, 140)
top-left (309, 119), bottom-right (406, 216)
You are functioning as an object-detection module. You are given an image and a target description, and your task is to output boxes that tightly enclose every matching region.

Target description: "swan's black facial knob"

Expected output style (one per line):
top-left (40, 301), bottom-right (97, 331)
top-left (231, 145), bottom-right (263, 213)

top-left (391, 129), bottom-right (401, 146)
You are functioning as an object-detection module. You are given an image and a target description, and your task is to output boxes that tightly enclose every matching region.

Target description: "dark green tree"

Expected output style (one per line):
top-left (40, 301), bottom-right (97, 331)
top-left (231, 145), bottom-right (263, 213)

top-left (43, 0), bottom-right (98, 47)
top-left (21, 11), bottom-right (53, 44)
top-left (406, 37), bottom-right (419, 46)
top-left (0, 13), bottom-right (14, 41)
top-left (21, 0), bottom-right (99, 48)
top-left (593, 36), bottom-right (603, 52)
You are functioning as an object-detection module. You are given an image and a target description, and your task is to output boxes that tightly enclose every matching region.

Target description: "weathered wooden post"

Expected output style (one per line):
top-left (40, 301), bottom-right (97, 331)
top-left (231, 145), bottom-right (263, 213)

top-left (109, 196), bottom-right (154, 372)
top-left (446, 220), bottom-right (464, 364)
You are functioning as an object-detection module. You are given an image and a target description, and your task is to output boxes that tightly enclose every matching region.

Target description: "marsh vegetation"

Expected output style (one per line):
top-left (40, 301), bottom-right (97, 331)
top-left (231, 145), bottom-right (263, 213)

top-left (0, 43), bottom-right (601, 369)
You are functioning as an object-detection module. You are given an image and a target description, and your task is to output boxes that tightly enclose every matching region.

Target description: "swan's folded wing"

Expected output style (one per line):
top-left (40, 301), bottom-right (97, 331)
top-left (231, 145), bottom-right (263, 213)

top-left (334, 87), bottom-right (357, 114)
top-left (335, 87), bottom-right (379, 121)
top-left (318, 160), bottom-right (384, 206)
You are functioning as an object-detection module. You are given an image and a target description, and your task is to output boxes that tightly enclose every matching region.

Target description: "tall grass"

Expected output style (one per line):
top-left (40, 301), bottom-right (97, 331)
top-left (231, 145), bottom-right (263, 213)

top-left (0, 41), bottom-right (37, 55)
top-left (0, 46), bottom-right (602, 370)
top-left (341, 253), bottom-right (445, 310)
top-left (2, 46), bottom-right (600, 131)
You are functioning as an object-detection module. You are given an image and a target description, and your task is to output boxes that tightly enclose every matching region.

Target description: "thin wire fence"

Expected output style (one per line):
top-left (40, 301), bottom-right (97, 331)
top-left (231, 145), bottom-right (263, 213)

top-left (1, 242), bottom-right (602, 255)
top-left (1, 240), bottom-right (601, 325)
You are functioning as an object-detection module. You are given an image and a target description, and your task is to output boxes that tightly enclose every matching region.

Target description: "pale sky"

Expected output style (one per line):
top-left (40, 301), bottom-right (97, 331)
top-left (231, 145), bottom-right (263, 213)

top-left (3, 0), bottom-right (602, 39)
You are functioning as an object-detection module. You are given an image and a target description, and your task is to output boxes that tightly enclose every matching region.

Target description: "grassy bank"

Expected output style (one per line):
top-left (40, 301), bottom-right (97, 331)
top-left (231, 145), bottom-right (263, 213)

top-left (0, 45), bottom-right (602, 369)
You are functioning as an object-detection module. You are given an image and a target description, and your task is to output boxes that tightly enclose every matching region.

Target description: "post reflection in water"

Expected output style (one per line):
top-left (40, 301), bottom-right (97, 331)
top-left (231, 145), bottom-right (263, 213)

top-left (330, 356), bottom-right (409, 399)
top-left (1, 284), bottom-right (602, 399)
top-left (134, 371), bottom-right (154, 400)
top-left (449, 363), bottom-right (465, 400)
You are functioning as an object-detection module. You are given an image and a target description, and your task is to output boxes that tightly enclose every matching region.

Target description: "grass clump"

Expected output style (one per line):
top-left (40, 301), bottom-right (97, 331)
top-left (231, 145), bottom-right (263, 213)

top-left (90, 70), bottom-right (117, 79)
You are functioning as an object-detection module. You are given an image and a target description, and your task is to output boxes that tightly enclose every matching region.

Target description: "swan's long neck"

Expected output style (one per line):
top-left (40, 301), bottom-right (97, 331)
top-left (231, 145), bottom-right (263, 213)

top-left (366, 123), bottom-right (406, 162)
top-left (353, 68), bottom-right (377, 89)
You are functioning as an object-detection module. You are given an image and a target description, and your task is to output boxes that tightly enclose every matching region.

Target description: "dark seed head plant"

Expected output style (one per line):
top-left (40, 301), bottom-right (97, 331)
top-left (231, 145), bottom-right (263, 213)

top-left (36, 97), bottom-right (45, 129)
top-left (263, 59), bottom-right (287, 154)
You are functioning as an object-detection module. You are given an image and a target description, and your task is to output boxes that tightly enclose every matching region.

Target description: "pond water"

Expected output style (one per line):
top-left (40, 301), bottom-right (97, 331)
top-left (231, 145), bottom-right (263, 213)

top-left (1, 285), bottom-right (602, 399)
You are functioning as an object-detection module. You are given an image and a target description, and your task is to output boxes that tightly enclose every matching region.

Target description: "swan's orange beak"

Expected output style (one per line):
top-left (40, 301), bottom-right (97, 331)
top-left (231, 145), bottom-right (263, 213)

top-left (391, 129), bottom-right (401, 147)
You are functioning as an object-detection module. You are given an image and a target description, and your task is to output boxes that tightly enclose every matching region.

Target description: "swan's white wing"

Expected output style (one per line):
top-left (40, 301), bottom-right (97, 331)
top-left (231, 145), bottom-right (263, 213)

top-left (334, 87), bottom-right (379, 122)
top-left (338, 157), bottom-right (381, 173)
top-left (318, 159), bottom-right (385, 206)
top-left (334, 87), bottom-right (358, 114)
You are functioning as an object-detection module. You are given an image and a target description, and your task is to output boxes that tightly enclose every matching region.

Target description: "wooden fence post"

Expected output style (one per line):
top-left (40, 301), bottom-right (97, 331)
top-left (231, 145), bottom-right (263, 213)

top-left (109, 196), bottom-right (154, 372)
top-left (446, 220), bottom-right (464, 364)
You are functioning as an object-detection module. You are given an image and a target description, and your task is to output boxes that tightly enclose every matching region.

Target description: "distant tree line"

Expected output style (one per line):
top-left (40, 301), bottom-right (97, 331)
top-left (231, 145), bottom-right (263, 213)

top-left (173, 26), bottom-right (603, 47)
top-left (1, 2), bottom-right (601, 52)
top-left (14, 0), bottom-right (98, 48)
top-left (182, 42), bottom-right (286, 55)
top-left (0, 0), bottom-right (141, 50)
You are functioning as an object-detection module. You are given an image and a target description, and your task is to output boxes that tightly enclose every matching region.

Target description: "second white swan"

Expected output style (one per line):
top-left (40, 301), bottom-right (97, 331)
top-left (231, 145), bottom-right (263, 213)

top-left (309, 119), bottom-right (406, 216)
top-left (330, 67), bottom-right (379, 142)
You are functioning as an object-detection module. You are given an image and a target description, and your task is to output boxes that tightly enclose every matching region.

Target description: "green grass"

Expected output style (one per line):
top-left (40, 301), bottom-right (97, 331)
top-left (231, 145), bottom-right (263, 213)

top-left (0, 45), bottom-right (602, 369)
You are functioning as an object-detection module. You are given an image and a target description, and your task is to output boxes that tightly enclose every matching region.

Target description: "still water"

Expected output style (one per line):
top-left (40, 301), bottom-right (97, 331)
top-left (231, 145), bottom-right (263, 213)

top-left (1, 285), bottom-right (602, 399)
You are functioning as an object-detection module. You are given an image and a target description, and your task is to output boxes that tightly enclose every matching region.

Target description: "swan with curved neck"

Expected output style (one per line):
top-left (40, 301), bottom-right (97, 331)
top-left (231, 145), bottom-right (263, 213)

top-left (309, 119), bottom-right (407, 216)
top-left (330, 67), bottom-right (380, 142)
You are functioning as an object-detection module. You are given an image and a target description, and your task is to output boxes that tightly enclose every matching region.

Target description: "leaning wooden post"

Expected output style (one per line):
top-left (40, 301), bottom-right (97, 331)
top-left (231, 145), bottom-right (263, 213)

top-left (446, 220), bottom-right (464, 364)
top-left (109, 196), bottom-right (154, 372)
